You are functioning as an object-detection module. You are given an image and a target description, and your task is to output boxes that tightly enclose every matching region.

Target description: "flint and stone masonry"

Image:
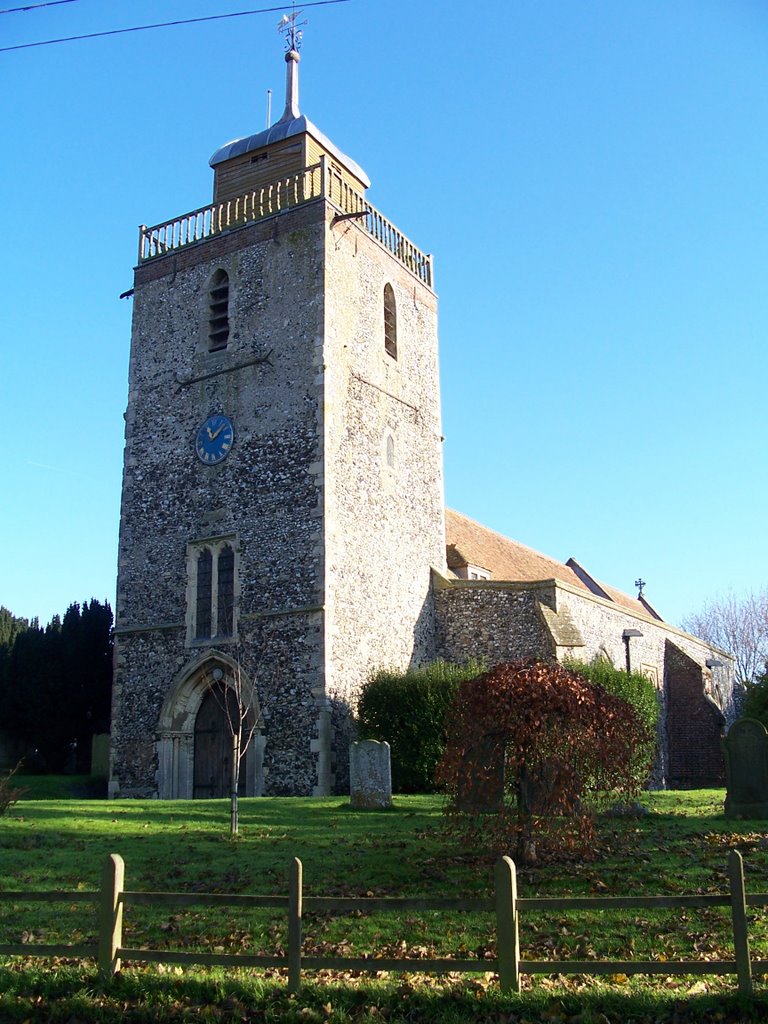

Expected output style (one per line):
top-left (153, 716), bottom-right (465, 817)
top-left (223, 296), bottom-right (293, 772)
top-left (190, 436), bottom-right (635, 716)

top-left (110, 102), bottom-right (445, 797)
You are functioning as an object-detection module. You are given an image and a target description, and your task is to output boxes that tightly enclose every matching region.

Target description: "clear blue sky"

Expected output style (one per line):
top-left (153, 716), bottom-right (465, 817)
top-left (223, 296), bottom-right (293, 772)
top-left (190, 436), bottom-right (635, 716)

top-left (1, 0), bottom-right (767, 628)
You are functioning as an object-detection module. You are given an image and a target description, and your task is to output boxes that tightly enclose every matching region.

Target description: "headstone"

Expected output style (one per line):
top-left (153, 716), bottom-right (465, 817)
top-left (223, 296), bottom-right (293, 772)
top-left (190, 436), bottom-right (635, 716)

top-left (456, 734), bottom-right (505, 813)
top-left (90, 733), bottom-right (111, 779)
top-left (723, 718), bottom-right (768, 819)
top-left (349, 740), bottom-right (392, 809)
top-left (519, 759), bottom-right (581, 817)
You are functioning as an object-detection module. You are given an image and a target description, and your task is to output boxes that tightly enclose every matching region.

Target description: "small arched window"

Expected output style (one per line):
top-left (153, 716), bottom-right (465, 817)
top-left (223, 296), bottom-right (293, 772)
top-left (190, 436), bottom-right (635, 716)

top-left (383, 283), bottom-right (397, 360)
top-left (385, 433), bottom-right (395, 470)
top-left (208, 269), bottom-right (230, 351)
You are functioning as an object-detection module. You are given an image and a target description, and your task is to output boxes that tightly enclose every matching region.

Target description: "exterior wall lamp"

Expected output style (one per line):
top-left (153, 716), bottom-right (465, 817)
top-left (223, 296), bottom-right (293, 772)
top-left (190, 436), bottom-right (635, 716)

top-left (706, 659), bottom-right (724, 669)
top-left (622, 628), bottom-right (643, 673)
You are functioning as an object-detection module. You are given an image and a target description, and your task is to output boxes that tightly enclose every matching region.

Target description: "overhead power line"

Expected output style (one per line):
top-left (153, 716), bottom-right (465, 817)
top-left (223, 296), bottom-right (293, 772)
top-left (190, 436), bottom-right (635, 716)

top-left (0, 0), bottom-right (350, 52)
top-left (0, 0), bottom-right (80, 13)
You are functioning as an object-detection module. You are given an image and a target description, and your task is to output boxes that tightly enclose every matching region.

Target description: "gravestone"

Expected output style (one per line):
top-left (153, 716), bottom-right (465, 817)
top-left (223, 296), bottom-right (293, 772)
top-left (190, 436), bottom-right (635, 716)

top-left (456, 734), bottom-right (505, 813)
top-left (519, 758), bottom-right (581, 817)
top-left (349, 740), bottom-right (392, 809)
top-left (723, 718), bottom-right (768, 819)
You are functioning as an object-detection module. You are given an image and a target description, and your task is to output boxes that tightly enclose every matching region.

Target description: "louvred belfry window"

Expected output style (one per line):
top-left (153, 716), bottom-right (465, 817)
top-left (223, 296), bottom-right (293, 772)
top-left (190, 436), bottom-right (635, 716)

top-left (208, 269), bottom-right (230, 351)
top-left (384, 283), bottom-right (397, 359)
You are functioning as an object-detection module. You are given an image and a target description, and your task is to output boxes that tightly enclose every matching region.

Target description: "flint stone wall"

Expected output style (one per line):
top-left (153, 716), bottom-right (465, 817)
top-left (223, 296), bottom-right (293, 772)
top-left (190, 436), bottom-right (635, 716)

top-left (112, 204), bottom-right (329, 797)
top-left (434, 578), bottom-right (555, 664)
top-left (112, 197), bottom-right (446, 798)
top-left (322, 210), bottom-right (445, 711)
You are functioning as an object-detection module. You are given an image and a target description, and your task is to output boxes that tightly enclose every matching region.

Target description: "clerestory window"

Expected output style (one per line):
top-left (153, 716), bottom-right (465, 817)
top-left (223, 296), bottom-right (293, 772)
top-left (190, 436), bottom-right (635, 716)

top-left (383, 283), bottom-right (397, 360)
top-left (208, 269), bottom-right (230, 352)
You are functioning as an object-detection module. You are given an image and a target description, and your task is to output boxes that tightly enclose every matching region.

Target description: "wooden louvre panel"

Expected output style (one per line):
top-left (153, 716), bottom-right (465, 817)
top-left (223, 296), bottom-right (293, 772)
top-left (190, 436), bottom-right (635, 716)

top-left (208, 271), bottom-right (229, 351)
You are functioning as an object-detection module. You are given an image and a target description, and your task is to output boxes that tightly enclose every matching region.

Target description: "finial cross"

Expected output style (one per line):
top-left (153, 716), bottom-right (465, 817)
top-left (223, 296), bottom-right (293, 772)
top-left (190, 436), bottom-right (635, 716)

top-left (635, 578), bottom-right (646, 599)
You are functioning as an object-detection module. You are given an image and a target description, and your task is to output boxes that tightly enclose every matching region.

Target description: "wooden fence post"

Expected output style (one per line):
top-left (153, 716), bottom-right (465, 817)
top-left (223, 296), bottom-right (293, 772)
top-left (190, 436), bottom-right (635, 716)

top-left (98, 854), bottom-right (125, 981)
top-left (728, 849), bottom-right (753, 996)
top-left (495, 855), bottom-right (520, 993)
top-left (288, 857), bottom-right (303, 994)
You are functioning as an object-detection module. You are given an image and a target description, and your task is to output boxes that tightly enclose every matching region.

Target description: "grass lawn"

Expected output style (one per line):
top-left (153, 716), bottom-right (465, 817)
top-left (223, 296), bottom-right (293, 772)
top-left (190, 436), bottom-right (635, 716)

top-left (12, 773), bottom-right (107, 800)
top-left (0, 789), bottom-right (767, 1022)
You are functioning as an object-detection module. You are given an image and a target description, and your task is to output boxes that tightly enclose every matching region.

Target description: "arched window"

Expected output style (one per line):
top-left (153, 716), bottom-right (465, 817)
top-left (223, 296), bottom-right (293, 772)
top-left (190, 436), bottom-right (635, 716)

top-left (383, 283), bottom-right (397, 359)
top-left (385, 433), bottom-right (395, 470)
top-left (208, 270), bottom-right (230, 351)
top-left (189, 539), bottom-right (238, 642)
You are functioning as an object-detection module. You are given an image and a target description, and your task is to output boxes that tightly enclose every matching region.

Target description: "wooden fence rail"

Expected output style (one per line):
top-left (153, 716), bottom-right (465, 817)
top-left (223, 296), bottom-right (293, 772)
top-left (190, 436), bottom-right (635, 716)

top-left (0, 851), bottom-right (765, 995)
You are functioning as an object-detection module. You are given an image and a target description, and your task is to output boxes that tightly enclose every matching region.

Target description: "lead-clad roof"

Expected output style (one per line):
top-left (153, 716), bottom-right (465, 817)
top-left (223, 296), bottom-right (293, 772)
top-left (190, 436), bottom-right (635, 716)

top-left (209, 115), bottom-right (371, 189)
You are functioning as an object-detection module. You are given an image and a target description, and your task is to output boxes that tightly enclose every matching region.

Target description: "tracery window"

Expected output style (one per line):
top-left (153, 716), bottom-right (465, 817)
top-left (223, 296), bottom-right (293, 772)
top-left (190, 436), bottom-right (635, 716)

top-left (383, 283), bottom-right (397, 360)
top-left (208, 269), bottom-right (230, 351)
top-left (189, 539), bottom-right (237, 641)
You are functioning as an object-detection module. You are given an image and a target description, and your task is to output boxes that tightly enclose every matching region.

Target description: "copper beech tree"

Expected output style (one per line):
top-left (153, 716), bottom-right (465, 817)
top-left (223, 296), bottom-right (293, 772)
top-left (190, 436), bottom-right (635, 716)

top-left (436, 660), bottom-right (653, 864)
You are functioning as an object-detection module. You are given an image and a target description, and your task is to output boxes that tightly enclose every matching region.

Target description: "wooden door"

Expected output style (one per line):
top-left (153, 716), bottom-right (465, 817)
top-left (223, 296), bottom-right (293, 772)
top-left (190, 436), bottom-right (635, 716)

top-left (193, 688), bottom-right (247, 798)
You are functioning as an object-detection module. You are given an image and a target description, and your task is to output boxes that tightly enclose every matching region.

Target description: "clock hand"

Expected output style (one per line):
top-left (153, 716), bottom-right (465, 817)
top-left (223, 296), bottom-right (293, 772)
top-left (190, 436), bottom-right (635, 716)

top-left (206, 427), bottom-right (215, 440)
top-left (210, 423), bottom-right (225, 440)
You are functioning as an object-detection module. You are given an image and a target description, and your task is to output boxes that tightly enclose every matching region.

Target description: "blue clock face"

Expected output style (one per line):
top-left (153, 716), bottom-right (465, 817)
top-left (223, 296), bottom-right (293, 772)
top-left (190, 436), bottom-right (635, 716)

top-left (195, 415), bottom-right (234, 465)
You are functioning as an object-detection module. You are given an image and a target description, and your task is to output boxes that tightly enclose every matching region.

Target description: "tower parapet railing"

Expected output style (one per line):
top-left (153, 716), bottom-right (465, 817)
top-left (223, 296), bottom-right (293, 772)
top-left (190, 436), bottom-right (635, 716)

top-left (138, 157), bottom-right (433, 288)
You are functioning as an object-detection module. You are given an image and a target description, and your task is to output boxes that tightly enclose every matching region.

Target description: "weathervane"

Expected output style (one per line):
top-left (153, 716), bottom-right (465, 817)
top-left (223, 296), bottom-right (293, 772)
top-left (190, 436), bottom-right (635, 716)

top-left (278, 8), bottom-right (307, 53)
top-left (635, 578), bottom-right (646, 599)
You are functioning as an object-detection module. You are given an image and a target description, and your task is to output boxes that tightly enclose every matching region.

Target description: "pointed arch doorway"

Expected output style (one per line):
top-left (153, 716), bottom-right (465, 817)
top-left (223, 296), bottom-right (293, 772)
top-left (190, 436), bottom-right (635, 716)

top-left (157, 652), bottom-right (265, 799)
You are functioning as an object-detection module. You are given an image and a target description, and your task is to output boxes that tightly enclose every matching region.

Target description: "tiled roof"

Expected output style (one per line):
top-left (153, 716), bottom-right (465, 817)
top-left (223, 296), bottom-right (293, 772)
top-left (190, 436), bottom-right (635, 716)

top-left (444, 508), bottom-right (661, 621)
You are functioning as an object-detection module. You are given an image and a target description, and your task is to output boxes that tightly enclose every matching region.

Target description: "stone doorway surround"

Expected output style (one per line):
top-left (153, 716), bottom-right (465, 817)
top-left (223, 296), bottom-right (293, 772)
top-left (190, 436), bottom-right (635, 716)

top-left (156, 650), bottom-right (265, 799)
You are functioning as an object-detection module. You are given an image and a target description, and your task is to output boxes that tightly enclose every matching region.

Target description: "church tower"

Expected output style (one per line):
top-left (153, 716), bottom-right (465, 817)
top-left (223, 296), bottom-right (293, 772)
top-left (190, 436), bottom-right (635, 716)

top-left (110, 25), bottom-right (446, 798)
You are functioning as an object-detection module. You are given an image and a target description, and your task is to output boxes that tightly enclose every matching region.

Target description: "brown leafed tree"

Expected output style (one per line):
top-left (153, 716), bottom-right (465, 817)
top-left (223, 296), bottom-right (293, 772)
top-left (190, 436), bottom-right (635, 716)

top-left (681, 589), bottom-right (768, 685)
top-left (436, 660), bottom-right (652, 864)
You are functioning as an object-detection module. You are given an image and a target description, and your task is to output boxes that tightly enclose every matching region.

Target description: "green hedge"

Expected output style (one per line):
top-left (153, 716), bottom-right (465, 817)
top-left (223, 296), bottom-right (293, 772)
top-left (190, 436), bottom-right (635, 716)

top-left (564, 657), bottom-right (660, 783)
top-left (356, 660), bottom-right (483, 793)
